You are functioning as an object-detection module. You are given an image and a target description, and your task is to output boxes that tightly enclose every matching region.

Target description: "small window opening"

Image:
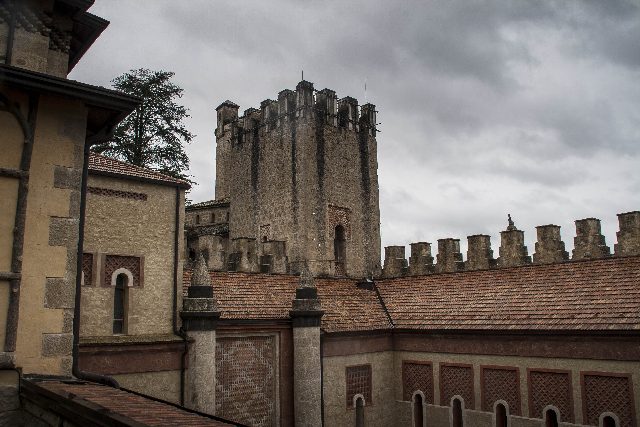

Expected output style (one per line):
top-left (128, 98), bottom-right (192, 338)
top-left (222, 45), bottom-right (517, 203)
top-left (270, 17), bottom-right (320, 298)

top-left (260, 255), bottom-right (273, 273)
top-left (211, 212), bottom-right (215, 223)
top-left (226, 212), bottom-right (230, 221)
top-left (603, 416), bottom-right (617, 427)
top-left (413, 393), bottom-right (424, 427)
top-left (355, 396), bottom-right (365, 427)
top-left (195, 214), bottom-right (200, 224)
top-left (334, 225), bottom-right (346, 275)
top-left (113, 273), bottom-right (128, 334)
top-left (495, 403), bottom-right (507, 427)
top-left (545, 409), bottom-right (559, 427)
top-left (188, 248), bottom-right (196, 262)
top-left (452, 398), bottom-right (463, 427)
top-left (227, 253), bottom-right (240, 272)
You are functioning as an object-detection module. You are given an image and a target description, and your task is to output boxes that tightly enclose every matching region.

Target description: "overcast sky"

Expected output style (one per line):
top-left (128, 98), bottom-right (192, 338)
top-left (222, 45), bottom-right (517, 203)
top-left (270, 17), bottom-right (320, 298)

top-left (71, 0), bottom-right (640, 257)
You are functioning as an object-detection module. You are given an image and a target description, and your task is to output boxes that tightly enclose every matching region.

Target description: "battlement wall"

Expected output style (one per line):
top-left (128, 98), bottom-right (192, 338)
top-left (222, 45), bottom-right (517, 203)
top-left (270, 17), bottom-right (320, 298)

top-left (382, 211), bottom-right (640, 278)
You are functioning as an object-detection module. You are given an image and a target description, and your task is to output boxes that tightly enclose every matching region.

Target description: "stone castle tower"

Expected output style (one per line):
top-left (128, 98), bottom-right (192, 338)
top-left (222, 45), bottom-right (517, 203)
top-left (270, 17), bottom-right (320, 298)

top-left (213, 80), bottom-right (381, 277)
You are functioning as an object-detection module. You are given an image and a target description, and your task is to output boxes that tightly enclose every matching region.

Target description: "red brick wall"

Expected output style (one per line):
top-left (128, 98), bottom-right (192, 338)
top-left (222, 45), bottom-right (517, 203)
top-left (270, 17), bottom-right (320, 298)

top-left (528, 369), bottom-right (573, 422)
top-left (440, 363), bottom-right (474, 408)
top-left (582, 372), bottom-right (636, 427)
top-left (402, 361), bottom-right (433, 403)
top-left (481, 366), bottom-right (521, 415)
top-left (215, 335), bottom-right (277, 427)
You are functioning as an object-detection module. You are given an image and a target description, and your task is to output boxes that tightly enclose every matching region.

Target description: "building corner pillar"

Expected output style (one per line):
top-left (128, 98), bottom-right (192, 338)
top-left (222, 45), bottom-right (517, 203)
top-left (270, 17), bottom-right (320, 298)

top-left (290, 267), bottom-right (324, 427)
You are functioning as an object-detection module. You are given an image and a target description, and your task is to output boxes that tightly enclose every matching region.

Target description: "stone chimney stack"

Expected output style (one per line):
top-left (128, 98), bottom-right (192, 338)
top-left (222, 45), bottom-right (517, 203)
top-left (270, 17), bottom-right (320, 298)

top-left (498, 215), bottom-right (531, 268)
top-left (181, 254), bottom-right (220, 414)
top-left (290, 265), bottom-right (323, 427)
top-left (533, 225), bottom-right (569, 264)
top-left (382, 246), bottom-right (407, 278)
top-left (466, 235), bottom-right (495, 271)
top-left (215, 100), bottom-right (239, 136)
top-left (408, 242), bottom-right (434, 276)
top-left (296, 80), bottom-right (315, 118)
top-left (435, 238), bottom-right (464, 273)
top-left (614, 211), bottom-right (640, 256)
top-left (572, 218), bottom-right (610, 259)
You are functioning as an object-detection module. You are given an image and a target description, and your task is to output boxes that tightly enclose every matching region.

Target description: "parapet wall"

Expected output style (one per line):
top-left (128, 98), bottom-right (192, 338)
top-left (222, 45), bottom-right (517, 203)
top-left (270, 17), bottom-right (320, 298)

top-left (382, 211), bottom-right (640, 278)
top-left (215, 80), bottom-right (378, 139)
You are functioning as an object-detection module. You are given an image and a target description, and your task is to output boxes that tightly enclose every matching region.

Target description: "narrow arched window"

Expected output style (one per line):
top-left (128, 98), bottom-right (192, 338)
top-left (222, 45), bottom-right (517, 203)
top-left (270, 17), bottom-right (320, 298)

top-left (545, 409), bottom-right (559, 427)
top-left (452, 398), bottom-right (463, 427)
top-left (495, 403), bottom-right (507, 427)
top-left (113, 273), bottom-right (128, 334)
top-left (355, 396), bottom-right (365, 427)
top-left (603, 416), bottom-right (617, 427)
top-left (413, 393), bottom-right (424, 427)
top-left (334, 225), bottom-right (346, 275)
top-left (211, 212), bottom-right (215, 223)
top-left (195, 214), bottom-right (200, 224)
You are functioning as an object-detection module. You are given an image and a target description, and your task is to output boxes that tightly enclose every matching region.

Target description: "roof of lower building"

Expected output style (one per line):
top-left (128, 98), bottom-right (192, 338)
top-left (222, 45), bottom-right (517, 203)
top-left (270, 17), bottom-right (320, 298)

top-left (22, 379), bottom-right (244, 426)
top-left (183, 255), bottom-right (640, 334)
top-left (88, 152), bottom-right (190, 188)
top-left (186, 199), bottom-right (231, 210)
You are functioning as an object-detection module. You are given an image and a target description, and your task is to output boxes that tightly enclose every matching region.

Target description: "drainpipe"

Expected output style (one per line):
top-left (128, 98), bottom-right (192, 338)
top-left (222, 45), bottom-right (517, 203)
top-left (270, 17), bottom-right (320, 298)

top-left (173, 186), bottom-right (189, 406)
top-left (72, 131), bottom-right (119, 387)
top-left (4, 0), bottom-right (16, 64)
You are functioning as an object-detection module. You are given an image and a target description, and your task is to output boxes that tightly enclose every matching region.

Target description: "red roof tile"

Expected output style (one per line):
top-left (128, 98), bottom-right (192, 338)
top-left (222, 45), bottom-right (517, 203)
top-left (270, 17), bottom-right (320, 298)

top-left (182, 271), bottom-right (391, 333)
top-left (377, 255), bottom-right (640, 331)
top-left (31, 380), bottom-right (239, 426)
top-left (88, 152), bottom-right (190, 188)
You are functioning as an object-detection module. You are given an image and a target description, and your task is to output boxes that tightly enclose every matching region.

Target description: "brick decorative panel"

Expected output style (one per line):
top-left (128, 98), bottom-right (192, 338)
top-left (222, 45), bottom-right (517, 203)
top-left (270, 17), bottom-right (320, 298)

top-left (481, 367), bottom-right (521, 415)
top-left (402, 362), bottom-right (434, 403)
top-left (346, 364), bottom-right (372, 407)
top-left (440, 364), bottom-right (474, 409)
top-left (328, 205), bottom-right (351, 239)
top-left (259, 224), bottom-right (271, 241)
top-left (103, 255), bottom-right (141, 287)
top-left (529, 370), bottom-right (573, 422)
top-left (88, 186), bottom-right (147, 201)
top-left (583, 373), bottom-right (635, 427)
top-left (82, 253), bottom-right (93, 286)
top-left (216, 336), bottom-right (277, 427)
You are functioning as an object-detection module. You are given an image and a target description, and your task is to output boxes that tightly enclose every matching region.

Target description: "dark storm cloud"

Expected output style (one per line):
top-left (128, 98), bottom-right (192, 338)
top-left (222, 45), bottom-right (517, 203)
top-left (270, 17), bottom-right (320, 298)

top-left (73, 0), bottom-right (640, 252)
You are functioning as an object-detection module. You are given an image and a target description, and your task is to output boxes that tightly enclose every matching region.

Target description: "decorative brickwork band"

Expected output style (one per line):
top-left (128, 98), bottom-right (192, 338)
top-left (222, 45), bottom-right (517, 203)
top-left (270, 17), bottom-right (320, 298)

top-left (440, 364), bottom-right (474, 409)
top-left (87, 186), bottom-right (147, 201)
top-left (328, 205), bottom-right (352, 239)
top-left (528, 369), bottom-right (573, 422)
top-left (582, 372), bottom-right (635, 427)
top-left (346, 364), bottom-right (372, 407)
top-left (215, 336), bottom-right (277, 426)
top-left (103, 255), bottom-right (142, 287)
top-left (402, 361), bottom-right (434, 403)
top-left (481, 366), bottom-right (521, 415)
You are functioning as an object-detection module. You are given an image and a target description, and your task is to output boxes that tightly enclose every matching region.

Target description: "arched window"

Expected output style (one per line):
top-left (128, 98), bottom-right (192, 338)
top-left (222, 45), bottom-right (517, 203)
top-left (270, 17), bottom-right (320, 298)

top-left (495, 403), bottom-right (507, 427)
top-left (413, 393), bottom-right (424, 427)
top-left (113, 273), bottom-right (128, 334)
top-left (602, 415), bottom-right (617, 427)
top-left (452, 398), bottom-right (463, 427)
top-left (211, 212), bottom-right (215, 223)
top-left (195, 214), bottom-right (200, 224)
top-left (545, 409), bottom-right (559, 427)
top-left (355, 396), bottom-right (365, 427)
top-left (334, 225), bottom-right (346, 274)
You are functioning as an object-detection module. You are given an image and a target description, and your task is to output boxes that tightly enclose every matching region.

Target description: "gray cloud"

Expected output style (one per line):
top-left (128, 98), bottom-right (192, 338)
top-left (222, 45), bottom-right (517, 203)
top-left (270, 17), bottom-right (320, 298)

top-left (72, 0), bottom-right (640, 256)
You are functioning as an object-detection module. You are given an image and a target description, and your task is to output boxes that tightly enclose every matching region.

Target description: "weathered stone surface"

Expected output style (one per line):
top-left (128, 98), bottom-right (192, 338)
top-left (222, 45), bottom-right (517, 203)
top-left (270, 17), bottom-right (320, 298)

top-left (466, 235), bottom-right (495, 271)
top-left (533, 224), bottom-right (569, 264)
top-left (53, 165), bottom-right (81, 190)
top-left (408, 242), bottom-right (434, 276)
top-left (572, 218), bottom-right (610, 259)
top-left (41, 333), bottom-right (73, 357)
top-left (0, 385), bottom-right (19, 411)
top-left (293, 327), bottom-right (322, 427)
top-left (190, 253), bottom-right (211, 287)
top-left (44, 278), bottom-right (75, 309)
top-left (185, 330), bottom-right (216, 415)
top-left (615, 211), bottom-right (640, 256)
top-left (498, 226), bottom-right (531, 268)
top-left (183, 297), bottom-right (219, 312)
top-left (48, 217), bottom-right (78, 247)
top-left (382, 246), bottom-right (407, 278)
top-left (435, 238), bottom-right (464, 273)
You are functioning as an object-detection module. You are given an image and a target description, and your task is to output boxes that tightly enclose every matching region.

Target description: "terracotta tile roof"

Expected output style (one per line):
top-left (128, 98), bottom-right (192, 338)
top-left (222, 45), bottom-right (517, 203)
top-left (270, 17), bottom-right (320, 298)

top-left (187, 198), bottom-right (230, 210)
top-left (25, 380), bottom-right (241, 426)
top-left (182, 271), bottom-right (391, 332)
top-left (189, 223), bottom-right (229, 236)
top-left (377, 255), bottom-right (640, 331)
top-left (88, 152), bottom-right (190, 188)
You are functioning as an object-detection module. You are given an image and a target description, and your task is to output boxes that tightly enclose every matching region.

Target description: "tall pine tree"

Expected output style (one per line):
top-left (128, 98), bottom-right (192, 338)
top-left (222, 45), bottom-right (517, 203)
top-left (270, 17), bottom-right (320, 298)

top-left (93, 68), bottom-right (194, 181)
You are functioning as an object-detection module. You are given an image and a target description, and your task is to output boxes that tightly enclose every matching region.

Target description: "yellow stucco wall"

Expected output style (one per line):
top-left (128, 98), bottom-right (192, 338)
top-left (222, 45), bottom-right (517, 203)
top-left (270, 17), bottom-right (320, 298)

top-left (81, 174), bottom-right (184, 338)
top-left (11, 94), bottom-right (87, 376)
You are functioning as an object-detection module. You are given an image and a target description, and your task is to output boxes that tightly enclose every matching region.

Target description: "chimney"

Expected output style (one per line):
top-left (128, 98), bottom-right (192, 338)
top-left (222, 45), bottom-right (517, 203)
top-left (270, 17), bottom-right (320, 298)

top-left (408, 242), bottom-right (434, 276)
top-left (533, 225), bottom-right (569, 264)
top-left (382, 245), bottom-right (407, 278)
top-left (498, 215), bottom-right (531, 268)
top-left (466, 235), bottom-right (495, 271)
top-left (435, 238), bottom-right (464, 273)
top-left (614, 211), bottom-right (640, 256)
top-left (572, 218), bottom-right (610, 259)
top-left (296, 80), bottom-right (314, 118)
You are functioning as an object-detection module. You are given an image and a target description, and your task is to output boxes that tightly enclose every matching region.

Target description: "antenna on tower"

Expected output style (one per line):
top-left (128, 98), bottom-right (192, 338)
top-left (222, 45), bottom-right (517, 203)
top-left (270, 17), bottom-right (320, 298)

top-left (301, 70), bottom-right (304, 81)
top-left (364, 77), bottom-right (368, 103)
